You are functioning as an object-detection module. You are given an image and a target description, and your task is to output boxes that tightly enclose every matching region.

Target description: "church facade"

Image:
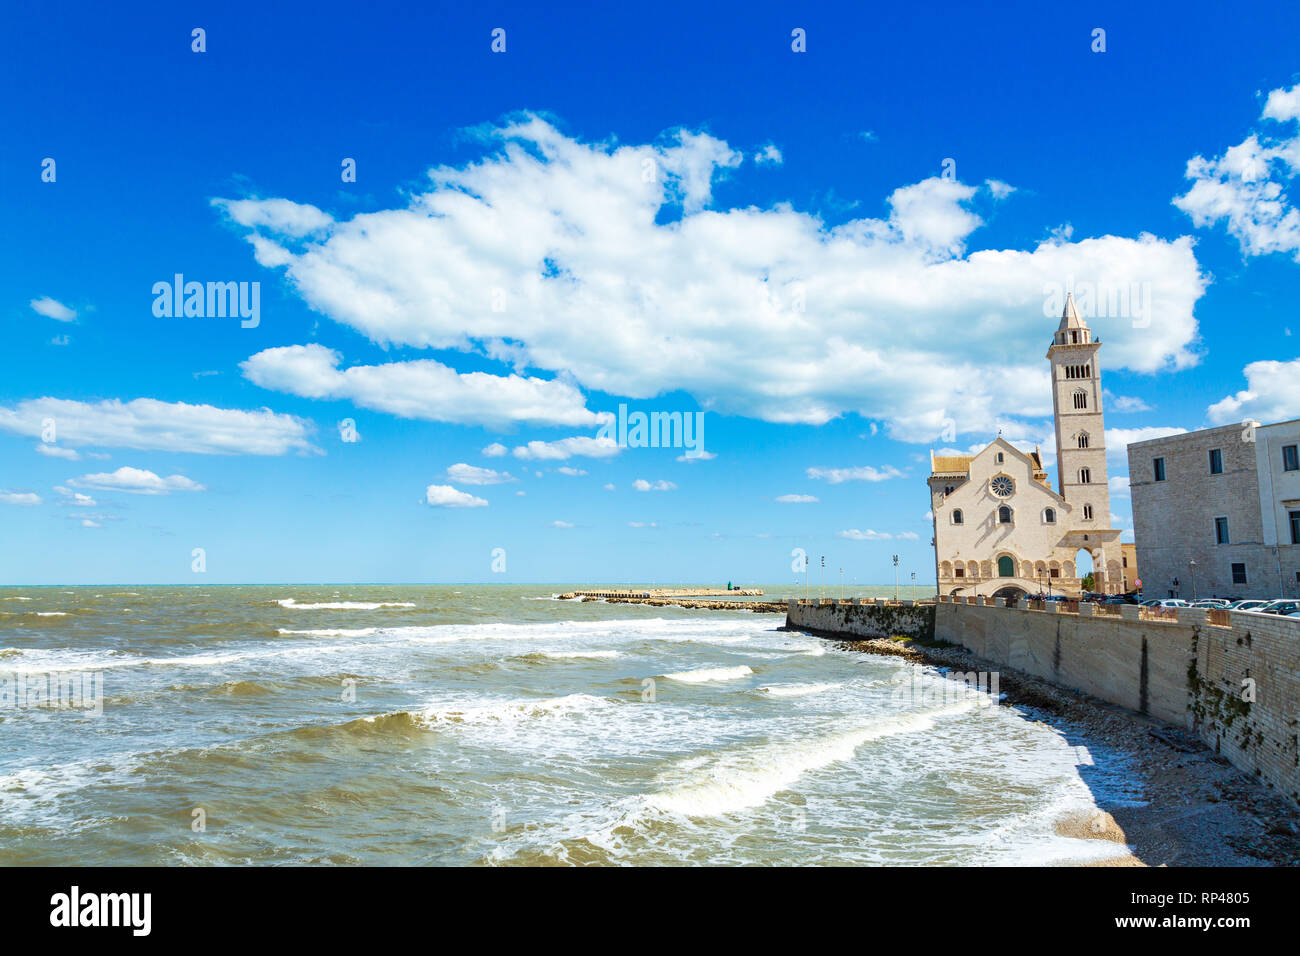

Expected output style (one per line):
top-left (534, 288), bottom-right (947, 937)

top-left (929, 296), bottom-right (1124, 599)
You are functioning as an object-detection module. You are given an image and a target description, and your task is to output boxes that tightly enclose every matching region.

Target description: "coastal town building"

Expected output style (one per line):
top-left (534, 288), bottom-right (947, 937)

top-left (1128, 418), bottom-right (1300, 600)
top-left (929, 295), bottom-right (1123, 599)
top-left (1120, 542), bottom-right (1140, 593)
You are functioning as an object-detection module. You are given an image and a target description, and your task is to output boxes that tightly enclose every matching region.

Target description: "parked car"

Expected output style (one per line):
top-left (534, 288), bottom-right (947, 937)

top-left (1139, 599), bottom-right (1162, 607)
top-left (1259, 600), bottom-right (1300, 616)
top-left (1157, 599), bottom-right (1190, 608)
top-left (1228, 599), bottom-right (1270, 612)
top-left (1193, 599), bottom-right (1231, 608)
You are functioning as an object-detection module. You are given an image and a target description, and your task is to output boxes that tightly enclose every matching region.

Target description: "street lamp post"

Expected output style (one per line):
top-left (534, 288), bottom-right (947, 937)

top-left (1189, 560), bottom-right (1198, 602)
top-left (892, 554), bottom-right (900, 602)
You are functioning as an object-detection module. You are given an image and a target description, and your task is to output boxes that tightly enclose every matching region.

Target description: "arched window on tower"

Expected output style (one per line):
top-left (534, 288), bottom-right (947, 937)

top-left (1073, 389), bottom-right (1088, 410)
top-left (998, 505), bottom-right (1013, 524)
top-left (1079, 467), bottom-right (1091, 484)
top-left (1077, 432), bottom-right (1089, 449)
top-left (951, 509), bottom-right (963, 525)
top-left (1043, 507), bottom-right (1056, 524)
top-left (1083, 504), bottom-right (1094, 520)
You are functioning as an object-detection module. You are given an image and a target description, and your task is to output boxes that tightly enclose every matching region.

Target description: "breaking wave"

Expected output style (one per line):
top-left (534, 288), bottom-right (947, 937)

top-left (663, 665), bottom-right (753, 684)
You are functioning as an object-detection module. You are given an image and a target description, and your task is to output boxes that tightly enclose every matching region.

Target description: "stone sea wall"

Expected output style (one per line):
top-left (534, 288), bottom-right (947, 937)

top-left (782, 599), bottom-right (935, 641)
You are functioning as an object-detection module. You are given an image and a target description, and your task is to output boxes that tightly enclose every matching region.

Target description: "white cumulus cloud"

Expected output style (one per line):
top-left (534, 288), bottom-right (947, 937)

top-left (425, 484), bottom-right (488, 508)
top-left (1207, 358), bottom-right (1300, 424)
top-left (445, 463), bottom-right (516, 485)
top-left (511, 436), bottom-right (620, 460)
top-left (1174, 81), bottom-right (1300, 260)
top-left (0, 491), bottom-right (42, 506)
top-left (70, 467), bottom-right (205, 495)
top-left (241, 344), bottom-right (603, 429)
top-left (215, 114), bottom-right (1206, 443)
top-left (30, 297), bottom-right (76, 321)
top-left (35, 443), bottom-right (80, 460)
top-left (1104, 427), bottom-right (1189, 469)
top-left (633, 479), bottom-right (676, 492)
top-left (806, 465), bottom-right (906, 484)
top-left (0, 397), bottom-right (315, 455)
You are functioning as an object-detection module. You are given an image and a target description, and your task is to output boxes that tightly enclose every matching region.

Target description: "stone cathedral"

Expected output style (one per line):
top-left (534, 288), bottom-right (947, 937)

top-left (929, 295), bottom-right (1124, 599)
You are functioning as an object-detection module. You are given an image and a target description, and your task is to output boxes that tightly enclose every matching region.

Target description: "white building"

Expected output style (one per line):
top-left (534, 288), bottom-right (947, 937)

top-left (929, 295), bottom-right (1123, 599)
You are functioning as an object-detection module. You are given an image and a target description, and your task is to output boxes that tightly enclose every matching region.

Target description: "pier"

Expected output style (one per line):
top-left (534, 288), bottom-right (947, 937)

top-left (559, 587), bottom-right (764, 599)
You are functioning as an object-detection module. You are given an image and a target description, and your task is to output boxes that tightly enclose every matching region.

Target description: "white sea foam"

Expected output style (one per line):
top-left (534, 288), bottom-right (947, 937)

top-left (30, 612), bottom-right (68, 617)
top-left (277, 627), bottom-right (379, 638)
top-left (645, 701), bottom-right (977, 818)
top-left (0, 648), bottom-right (143, 673)
top-left (408, 693), bottom-right (612, 728)
top-left (758, 682), bottom-right (842, 698)
top-left (663, 665), bottom-right (753, 683)
top-left (277, 598), bottom-right (416, 610)
top-left (539, 650), bottom-right (618, 660)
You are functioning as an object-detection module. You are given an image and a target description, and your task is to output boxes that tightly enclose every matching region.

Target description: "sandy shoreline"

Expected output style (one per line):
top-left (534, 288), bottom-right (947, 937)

top-left (790, 628), bottom-right (1300, 867)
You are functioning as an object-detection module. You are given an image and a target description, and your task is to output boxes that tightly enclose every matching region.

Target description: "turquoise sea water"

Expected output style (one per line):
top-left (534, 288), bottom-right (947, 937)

top-left (0, 585), bottom-right (1142, 865)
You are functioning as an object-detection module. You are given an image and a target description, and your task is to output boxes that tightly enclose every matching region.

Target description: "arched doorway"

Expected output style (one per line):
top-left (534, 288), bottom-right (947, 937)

top-left (993, 585), bottom-right (1026, 602)
top-left (1074, 548), bottom-right (1093, 591)
top-left (997, 555), bottom-right (1015, 577)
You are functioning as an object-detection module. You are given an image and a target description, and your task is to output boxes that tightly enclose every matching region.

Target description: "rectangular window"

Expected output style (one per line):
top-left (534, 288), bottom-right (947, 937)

top-left (1209, 448), bottom-right (1223, 475)
top-left (1050, 568), bottom-right (1060, 578)
top-left (1284, 445), bottom-right (1299, 472)
top-left (1291, 511), bottom-right (1300, 546)
top-left (1231, 563), bottom-right (1247, 585)
top-left (1215, 516), bottom-right (1230, 544)
top-left (954, 567), bottom-right (964, 578)
top-left (1153, 457), bottom-right (1166, 481)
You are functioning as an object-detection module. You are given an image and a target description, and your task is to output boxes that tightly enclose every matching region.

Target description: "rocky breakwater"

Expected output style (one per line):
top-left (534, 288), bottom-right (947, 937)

top-left (578, 595), bottom-right (786, 613)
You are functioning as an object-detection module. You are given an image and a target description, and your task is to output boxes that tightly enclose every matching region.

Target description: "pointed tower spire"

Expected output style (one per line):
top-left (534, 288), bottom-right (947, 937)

top-left (1058, 292), bottom-right (1087, 331)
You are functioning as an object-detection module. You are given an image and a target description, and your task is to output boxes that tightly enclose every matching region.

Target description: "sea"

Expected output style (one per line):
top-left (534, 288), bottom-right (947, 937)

top-left (0, 584), bottom-right (1144, 865)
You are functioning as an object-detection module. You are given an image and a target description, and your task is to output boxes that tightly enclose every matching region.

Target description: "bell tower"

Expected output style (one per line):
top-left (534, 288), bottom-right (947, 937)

top-left (1047, 293), bottom-right (1112, 532)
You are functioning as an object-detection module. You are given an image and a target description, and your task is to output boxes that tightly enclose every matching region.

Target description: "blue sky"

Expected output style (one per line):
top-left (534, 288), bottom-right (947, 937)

top-left (4, 1), bottom-right (1300, 585)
